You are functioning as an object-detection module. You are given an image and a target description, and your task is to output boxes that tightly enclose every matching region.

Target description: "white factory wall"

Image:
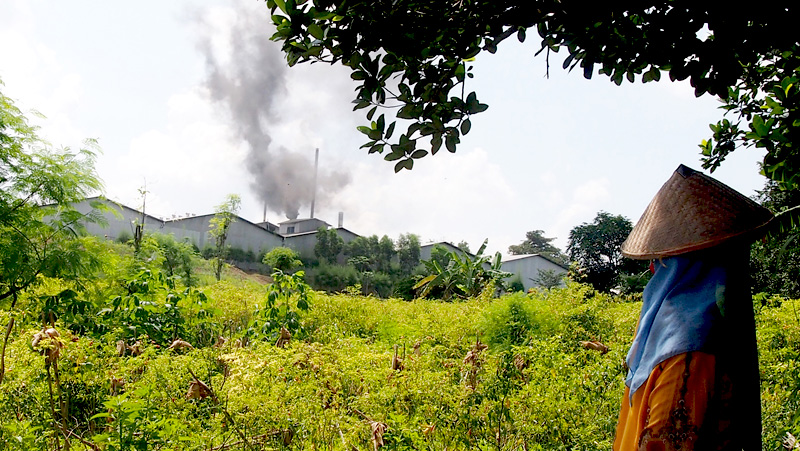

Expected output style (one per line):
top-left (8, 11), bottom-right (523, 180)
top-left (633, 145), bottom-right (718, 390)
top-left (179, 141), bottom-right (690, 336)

top-left (165, 215), bottom-right (283, 255)
top-left (500, 254), bottom-right (568, 291)
top-left (71, 197), bottom-right (167, 241)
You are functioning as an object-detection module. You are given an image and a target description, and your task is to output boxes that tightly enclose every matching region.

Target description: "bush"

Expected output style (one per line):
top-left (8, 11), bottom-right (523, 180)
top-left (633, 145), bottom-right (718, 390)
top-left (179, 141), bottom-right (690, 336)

top-left (115, 229), bottom-right (133, 244)
top-left (508, 274), bottom-right (525, 293)
top-left (262, 247), bottom-right (302, 272)
top-left (363, 271), bottom-right (393, 298)
top-left (152, 233), bottom-right (198, 285)
top-left (201, 245), bottom-right (215, 259)
top-left (311, 263), bottom-right (360, 292)
top-left (228, 247), bottom-right (257, 263)
top-left (393, 275), bottom-right (420, 300)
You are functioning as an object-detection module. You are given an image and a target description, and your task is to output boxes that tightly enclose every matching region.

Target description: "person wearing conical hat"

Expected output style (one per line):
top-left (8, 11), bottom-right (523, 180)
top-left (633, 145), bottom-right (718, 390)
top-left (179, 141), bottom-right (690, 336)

top-left (613, 165), bottom-right (772, 451)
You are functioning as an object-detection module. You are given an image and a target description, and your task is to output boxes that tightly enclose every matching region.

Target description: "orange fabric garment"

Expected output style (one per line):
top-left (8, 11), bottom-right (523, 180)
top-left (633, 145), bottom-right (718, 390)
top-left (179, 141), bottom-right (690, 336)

top-left (614, 351), bottom-right (737, 451)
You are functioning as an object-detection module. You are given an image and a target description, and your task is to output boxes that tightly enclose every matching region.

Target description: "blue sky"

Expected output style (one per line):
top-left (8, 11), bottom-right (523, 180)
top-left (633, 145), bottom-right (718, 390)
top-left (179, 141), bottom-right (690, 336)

top-left (0, 0), bottom-right (766, 255)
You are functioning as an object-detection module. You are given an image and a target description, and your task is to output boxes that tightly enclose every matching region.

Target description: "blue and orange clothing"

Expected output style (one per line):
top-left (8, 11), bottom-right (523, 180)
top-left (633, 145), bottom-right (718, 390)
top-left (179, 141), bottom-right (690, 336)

top-left (613, 247), bottom-right (760, 450)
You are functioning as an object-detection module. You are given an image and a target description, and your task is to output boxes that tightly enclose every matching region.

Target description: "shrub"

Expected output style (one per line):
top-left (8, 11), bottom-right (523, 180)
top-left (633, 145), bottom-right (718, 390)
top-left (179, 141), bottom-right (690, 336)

top-left (228, 246), bottom-right (257, 263)
top-left (262, 247), bottom-right (303, 272)
top-left (312, 263), bottom-right (360, 293)
top-left (508, 274), bottom-right (525, 293)
top-left (115, 230), bottom-right (133, 244)
top-left (152, 233), bottom-right (198, 285)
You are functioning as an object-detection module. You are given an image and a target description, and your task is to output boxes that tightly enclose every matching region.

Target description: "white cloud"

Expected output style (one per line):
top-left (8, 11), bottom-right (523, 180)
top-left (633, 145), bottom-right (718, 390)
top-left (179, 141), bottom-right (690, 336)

top-left (323, 147), bottom-right (517, 253)
top-left (548, 178), bottom-right (611, 251)
top-left (100, 87), bottom-right (250, 218)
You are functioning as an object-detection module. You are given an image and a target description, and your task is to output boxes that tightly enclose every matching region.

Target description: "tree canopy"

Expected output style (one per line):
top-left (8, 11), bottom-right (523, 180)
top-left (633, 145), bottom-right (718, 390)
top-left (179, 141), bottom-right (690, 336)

top-left (567, 212), bottom-right (646, 292)
top-left (508, 229), bottom-right (567, 265)
top-left (266, 0), bottom-right (799, 195)
top-left (314, 227), bottom-right (344, 264)
top-left (0, 81), bottom-right (106, 304)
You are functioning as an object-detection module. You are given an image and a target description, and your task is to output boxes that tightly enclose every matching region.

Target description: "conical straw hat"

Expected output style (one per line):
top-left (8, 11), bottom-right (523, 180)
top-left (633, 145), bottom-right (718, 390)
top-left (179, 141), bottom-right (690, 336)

top-left (621, 164), bottom-right (773, 260)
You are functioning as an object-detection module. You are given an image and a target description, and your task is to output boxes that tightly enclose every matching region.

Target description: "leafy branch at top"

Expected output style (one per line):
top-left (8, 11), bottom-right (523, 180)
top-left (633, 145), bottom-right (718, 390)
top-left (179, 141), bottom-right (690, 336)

top-left (265, 0), bottom-right (800, 199)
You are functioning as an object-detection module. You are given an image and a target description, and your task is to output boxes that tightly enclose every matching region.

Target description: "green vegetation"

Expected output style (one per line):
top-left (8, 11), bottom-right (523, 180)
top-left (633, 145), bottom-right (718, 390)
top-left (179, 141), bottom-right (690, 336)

top-left (567, 212), bottom-right (648, 293)
top-left (1, 241), bottom-right (798, 449)
top-left (1, 73), bottom-right (798, 451)
top-left (263, 247), bottom-right (303, 273)
top-left (415, 240), bottom-right (510, 300)
top-left (508, 230), bottom-right (568, 266)
top-left (314, 227), bottom-right (344, 264)
top-left (209, 194), bottom-right (241, 281)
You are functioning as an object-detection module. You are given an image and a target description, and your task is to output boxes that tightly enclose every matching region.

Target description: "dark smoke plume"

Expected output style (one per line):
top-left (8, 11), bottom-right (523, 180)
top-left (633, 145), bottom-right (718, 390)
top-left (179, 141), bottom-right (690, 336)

top-left (195, 1), bottom-right (350, 219)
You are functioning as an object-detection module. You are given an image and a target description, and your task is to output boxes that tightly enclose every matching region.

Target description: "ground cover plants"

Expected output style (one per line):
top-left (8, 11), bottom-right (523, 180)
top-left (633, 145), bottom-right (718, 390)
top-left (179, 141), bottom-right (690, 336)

top-left (0, 237), bottom-right (798, 450)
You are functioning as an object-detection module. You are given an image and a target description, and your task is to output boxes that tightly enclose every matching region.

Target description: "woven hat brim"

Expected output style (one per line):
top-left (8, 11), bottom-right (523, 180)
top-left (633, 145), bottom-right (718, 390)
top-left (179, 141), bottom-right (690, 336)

top-left (621, 165), bottom-right (774, 260)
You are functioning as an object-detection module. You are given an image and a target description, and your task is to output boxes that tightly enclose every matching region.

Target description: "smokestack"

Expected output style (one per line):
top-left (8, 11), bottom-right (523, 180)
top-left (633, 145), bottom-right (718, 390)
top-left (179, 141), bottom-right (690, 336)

top-left (263, 201), bottom-right (267, 223)
top-left (310, 148), bottom-right (319, 218)
top-left (338, 211), bottom-right (343, 228)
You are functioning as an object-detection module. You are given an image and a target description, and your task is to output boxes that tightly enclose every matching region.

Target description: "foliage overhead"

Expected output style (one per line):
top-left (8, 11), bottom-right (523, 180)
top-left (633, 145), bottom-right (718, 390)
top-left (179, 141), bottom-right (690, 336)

top-left (265, 0), bottom-right (799, 191)
top-left (567, 212), bottom-right (646, 292)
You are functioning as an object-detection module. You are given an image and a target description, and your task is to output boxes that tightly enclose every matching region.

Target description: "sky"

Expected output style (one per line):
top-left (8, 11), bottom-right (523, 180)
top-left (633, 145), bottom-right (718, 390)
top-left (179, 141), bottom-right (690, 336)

top-left (0, 0), bottom-right (768, 256)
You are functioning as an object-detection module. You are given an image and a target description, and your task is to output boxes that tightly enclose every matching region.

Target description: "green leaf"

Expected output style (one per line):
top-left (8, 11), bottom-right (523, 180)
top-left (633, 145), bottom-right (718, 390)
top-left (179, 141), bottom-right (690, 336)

top-left (308, 23), bottom-right (324, 40)
top-left (460, 118), bottom-right (471, 135)
top-left (384, 151), bottom-right (404, 161)
top-left (366, 106), bottom-right (377, 120)
top-left (455, 63), bottom-right (466, 83)
top-left (274, 0), bottom-right (286, 13)
top-left (752, 115), bottom-right (769, 137)
top-left (431, 134), bottom-right (443, 155)
top-left (357, 126), bottom-right (372, 136)
top-left (445, 134), bottom-right (459, 153)
top-left (394, 159), bottom-right (414, 172)
top-left (352, 100), bottom-right (370, 110)
top-left (385, 122), bottom-right (396, 139)
top-left (583, 61), bottom-right (594, 79)
top-left (410, 149), bottom-right (428, 159)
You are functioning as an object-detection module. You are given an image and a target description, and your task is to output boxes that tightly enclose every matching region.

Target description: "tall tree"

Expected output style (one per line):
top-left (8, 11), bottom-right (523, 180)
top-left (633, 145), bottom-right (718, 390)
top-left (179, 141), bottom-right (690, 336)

top-left (508, 230), bottom-right (568, 265)
top-left (344, 234), bottom-right (395, 273)
top-left (0, 81), bottom-right (106, 382)
top-left (264, 0), bottom-right (800, 209)
top-left (567, 212), bottom-right (645, 292)
top-left (396, 233), bottom-right (421, 275)
top-left (0, 83), bottom-right (106, 303)
top-left (209, 194), bottom-right (241, 281)
top-left (314, 227), bottom-right (344, 264)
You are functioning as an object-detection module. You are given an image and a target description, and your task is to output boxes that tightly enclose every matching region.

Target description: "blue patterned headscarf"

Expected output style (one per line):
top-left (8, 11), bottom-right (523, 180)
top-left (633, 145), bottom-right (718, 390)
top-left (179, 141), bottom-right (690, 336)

top-left (623, 245), bottom-right (761, 448)
top-left (625, 252), bottom-right (725, 396)
top-left (625, 246), bottom-right (757, 398)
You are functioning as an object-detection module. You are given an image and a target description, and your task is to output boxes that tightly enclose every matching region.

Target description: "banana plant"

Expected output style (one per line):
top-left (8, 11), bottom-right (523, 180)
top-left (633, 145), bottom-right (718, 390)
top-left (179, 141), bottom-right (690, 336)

top-left (414, 240), bottom-right (511, 300)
